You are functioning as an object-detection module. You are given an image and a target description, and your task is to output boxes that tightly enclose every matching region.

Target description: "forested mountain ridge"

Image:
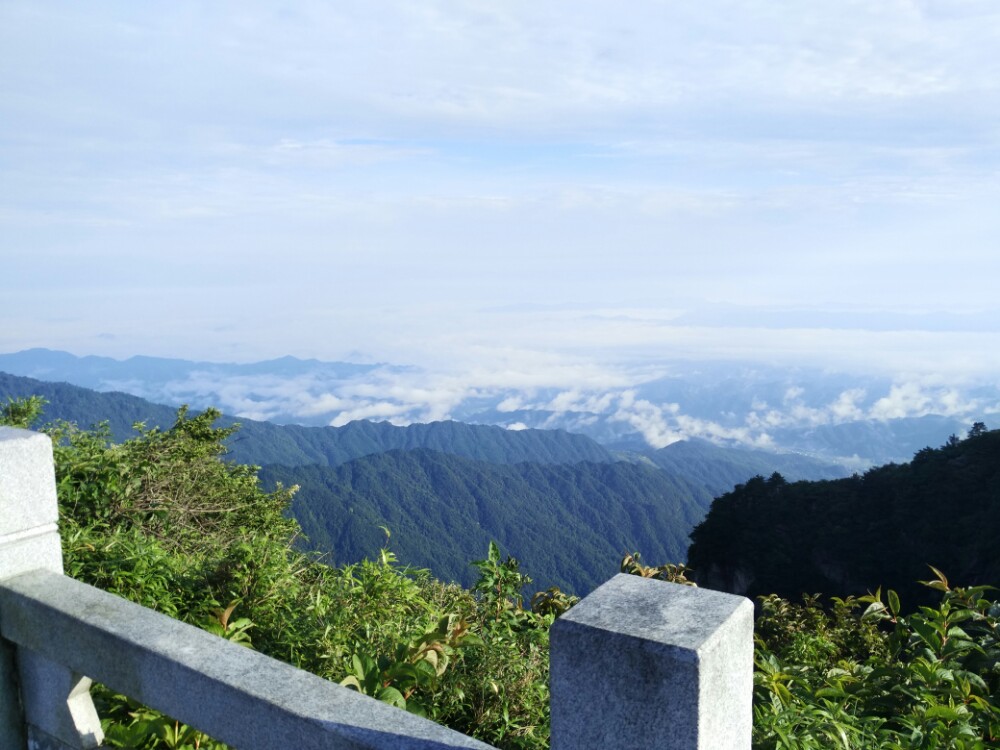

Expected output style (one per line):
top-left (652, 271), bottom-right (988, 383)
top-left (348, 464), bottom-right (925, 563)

top-left (629, 437), bottom-right (848, 495)
top-left (0, 371), bottom-right (180, 438)
top-left (2, 370), bottom-right (861, 597)
top-left (0, 372), bottom-right (613, 466)
top-left (261, 448), bottom-right (713, 595)
top-left (0, 371), bottom-right (849, 479)
top-left (687, 424), bottom-right (1000, 606)
top-left (231, 418), bottom-right (614, 467)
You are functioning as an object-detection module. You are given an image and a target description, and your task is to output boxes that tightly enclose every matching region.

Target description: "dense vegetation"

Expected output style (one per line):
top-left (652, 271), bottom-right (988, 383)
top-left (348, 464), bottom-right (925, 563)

top-left (751, 575), bottom-right (1000, 748)
top-left (261, 450), bottom-right (711, 593)
top-left (4, 396), bottom-right (999, 748)
top-left (688, 424), bottom-right (1000, 606)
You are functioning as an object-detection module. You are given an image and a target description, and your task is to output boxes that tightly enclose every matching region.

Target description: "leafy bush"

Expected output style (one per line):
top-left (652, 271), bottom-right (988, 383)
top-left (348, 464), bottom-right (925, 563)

top-left (752, 569), bottom-right (1000, 749)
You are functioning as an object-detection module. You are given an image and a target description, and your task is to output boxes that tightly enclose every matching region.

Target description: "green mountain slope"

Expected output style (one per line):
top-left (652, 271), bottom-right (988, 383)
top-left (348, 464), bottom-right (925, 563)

top-left (687, 425), bottom-right (1000, 605)
top-left (261, 449), bottom-right (714, 595)
top-left (0, 372), bottom-right (613, 466)
top-left (636, 438), bottom-right (848, 495)
top-left (0, 371), bottom-right (180, 433)
top-left (227, 418), bottom-right (614, 467)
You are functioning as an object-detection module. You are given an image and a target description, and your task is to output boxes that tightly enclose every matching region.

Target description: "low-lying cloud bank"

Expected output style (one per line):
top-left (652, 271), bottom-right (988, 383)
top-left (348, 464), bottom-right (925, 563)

top-left (4, 346), bottom-right (995, 467)
top-left (94, 356), bottom-right (999, 467)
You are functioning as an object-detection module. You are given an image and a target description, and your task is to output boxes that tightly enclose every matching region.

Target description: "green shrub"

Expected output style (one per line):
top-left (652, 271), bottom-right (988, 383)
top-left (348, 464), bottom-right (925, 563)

top-left (752, 570), bottom-right (1000, 749)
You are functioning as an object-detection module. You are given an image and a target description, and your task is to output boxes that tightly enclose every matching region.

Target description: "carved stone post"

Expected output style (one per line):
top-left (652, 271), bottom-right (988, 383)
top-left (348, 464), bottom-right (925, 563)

top-left (550, 573), bottom-right (754, 750)
top-left (0, 427), bottom-right (103, 749)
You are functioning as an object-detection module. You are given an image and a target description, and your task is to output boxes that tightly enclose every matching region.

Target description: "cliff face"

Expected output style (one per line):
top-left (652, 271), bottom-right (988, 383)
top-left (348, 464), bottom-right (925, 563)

top-left (695, 563), bottom-right (756, 597)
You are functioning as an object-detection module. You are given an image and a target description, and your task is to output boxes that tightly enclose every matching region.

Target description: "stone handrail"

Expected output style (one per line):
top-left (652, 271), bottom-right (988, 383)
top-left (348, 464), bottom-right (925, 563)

top-left (0, 426), bottom-right (753, 749)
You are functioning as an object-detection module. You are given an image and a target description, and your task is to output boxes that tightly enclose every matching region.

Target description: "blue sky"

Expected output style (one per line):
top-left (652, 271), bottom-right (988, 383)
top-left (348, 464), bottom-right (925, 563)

top-left (3, 1), bottom-right (1000, 382)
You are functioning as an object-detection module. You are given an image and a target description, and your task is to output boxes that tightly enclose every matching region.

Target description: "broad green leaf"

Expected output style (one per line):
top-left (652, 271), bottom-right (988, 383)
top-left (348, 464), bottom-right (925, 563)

top-left (888, 590), bottom-right (900, 617)
top-left (924, 705), bottom-right (962, 722)
top-left (376, 686), bottom-right (407, 709)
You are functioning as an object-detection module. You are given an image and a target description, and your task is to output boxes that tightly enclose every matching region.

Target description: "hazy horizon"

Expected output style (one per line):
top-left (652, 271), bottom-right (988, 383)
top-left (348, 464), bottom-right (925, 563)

top-left (3, 3), bottom-right (1000, 380)
top-left (2, 346), bottom-right (995, 471)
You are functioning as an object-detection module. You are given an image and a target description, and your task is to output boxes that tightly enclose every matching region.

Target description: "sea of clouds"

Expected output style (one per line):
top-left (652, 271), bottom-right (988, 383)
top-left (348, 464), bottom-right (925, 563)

top-left (91, 355), bottom-right (999, 469)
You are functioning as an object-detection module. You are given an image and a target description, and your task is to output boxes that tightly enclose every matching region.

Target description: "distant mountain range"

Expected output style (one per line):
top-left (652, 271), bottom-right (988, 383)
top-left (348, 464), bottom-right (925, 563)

top-left (2, 369), bottom-right (853, 593)
top-left (4, 349), bottom-right (995, 600)
top-left (0, 347), bottom-right (387, 385)
top-left (0, 348), bottom-right (396, 426)
top-left (2, 348), bottom-right (987, 467)
top-left (0, 372), bottom-right (613, 467)
top-left (0, 370), bottom-right (846, 479)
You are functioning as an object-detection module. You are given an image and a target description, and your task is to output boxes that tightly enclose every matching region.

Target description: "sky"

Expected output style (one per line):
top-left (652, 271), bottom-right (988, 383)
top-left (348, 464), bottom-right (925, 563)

top-left (3, 1), bottom-right (1000, 383)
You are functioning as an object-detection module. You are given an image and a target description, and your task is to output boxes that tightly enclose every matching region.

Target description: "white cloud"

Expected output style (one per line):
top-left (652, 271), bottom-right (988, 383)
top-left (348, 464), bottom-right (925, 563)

top-left (297, 393), bottom-right (347, 417)
top-left (676, 414), bottom-right (776, 450)
top-left (496, 396), bottom-right (524, 413)
top-left (610, 392), bottom-right (686, 448)
top-left (747, 387), bottom-right (876, 431)
top-left (868, 382), bottom-right (982, 421)
top-left (830, 388), bottom-right (867, 421)
top-left (329, 401), bottom-right (411, 427)
top-left (870, 383), bottom-right (933, 420)
top-left (784, 386), bottom-right (805, 403)
top-left (541, 389), bottom-right (618, 415)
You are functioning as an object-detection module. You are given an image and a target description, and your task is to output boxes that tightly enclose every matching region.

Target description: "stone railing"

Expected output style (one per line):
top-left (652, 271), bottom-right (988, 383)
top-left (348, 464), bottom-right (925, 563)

top-left (0, 426), bottom-right (753, 750)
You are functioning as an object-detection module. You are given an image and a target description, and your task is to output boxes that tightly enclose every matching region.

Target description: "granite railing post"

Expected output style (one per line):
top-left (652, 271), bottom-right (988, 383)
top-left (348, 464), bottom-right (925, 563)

top-left (550, 573), bottom-right (754, 750)
top-left (0, 427), bottom-right (104, 750)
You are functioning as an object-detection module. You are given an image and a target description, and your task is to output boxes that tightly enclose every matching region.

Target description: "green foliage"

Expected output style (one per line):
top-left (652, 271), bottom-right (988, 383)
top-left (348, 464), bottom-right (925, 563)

top-left (340, 611), bottom-right (481, 715)
top-left (263, 448), bottom-right (711, 595)
top-left (443, 544), bottom-right (554, 748)
top-left (202, 601), bottom-right (255, 646)
top-left (51, 406), bottom-right (297, 548)
top-left (1, 394), bottom-right (46, 428)
top-left (688, 426), bottom-right (1000, 606)
top-left (529, 587), bottom-right (579, 619)
top-left (98, 690), bottom-right (224, 750)
top-left (620, 551), bottom-right (697, 586)
top-left (755, 593), bottom-right (887, 671)
top-left (752, 571), bottom-right (1000, 749)
top-left (473, 541), bottom-right (532, 618)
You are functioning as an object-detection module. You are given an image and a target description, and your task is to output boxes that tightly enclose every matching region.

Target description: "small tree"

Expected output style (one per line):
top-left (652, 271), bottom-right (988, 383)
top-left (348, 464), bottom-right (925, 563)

top-left (0, 395), bottom-right (46, 429)
top-left (968, 421), bottom-right (988, 439)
